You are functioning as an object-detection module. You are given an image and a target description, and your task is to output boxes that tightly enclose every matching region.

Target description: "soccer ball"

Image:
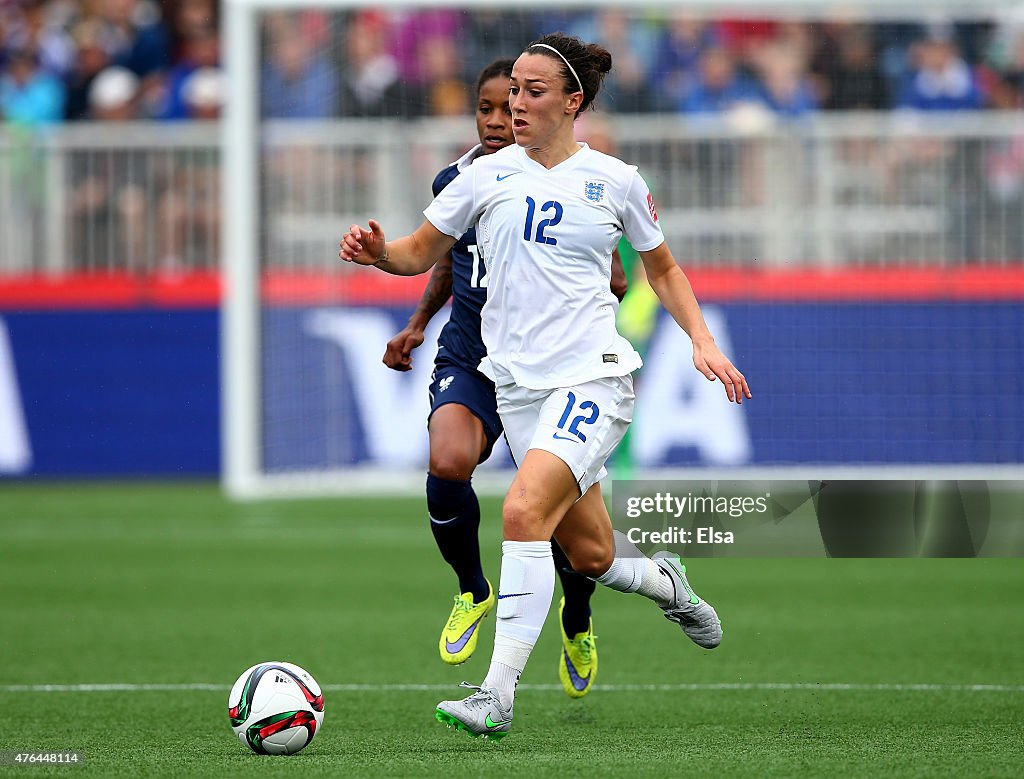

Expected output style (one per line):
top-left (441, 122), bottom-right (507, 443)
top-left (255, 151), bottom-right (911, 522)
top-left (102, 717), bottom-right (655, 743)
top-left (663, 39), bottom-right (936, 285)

top-left (228, 661), bottom-right (325, 755)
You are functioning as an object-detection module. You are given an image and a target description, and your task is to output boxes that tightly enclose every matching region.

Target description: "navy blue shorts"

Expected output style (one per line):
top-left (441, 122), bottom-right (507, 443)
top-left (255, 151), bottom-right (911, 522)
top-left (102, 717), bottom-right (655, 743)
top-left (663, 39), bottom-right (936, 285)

top-left (428, 358), bottom-right (503, 464)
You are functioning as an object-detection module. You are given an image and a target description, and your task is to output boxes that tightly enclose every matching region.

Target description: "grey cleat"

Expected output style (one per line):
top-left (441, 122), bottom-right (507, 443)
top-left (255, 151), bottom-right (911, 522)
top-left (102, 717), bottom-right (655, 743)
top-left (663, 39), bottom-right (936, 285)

top-left (652, 551), bottom-right (723, 649)
top-left (435, 682), bottom-right (513, 741)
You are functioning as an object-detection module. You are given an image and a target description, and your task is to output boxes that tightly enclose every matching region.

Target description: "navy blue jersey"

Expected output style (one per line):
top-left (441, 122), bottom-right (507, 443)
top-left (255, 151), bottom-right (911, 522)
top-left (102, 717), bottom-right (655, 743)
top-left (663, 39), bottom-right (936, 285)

top-left (432, 161), bottom-right (488, 374)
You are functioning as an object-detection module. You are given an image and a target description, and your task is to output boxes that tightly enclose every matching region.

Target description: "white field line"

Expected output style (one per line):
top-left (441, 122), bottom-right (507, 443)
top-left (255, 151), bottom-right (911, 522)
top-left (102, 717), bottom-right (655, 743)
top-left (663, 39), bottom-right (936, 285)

top-left (1, 682), bottom-right (1022, 693)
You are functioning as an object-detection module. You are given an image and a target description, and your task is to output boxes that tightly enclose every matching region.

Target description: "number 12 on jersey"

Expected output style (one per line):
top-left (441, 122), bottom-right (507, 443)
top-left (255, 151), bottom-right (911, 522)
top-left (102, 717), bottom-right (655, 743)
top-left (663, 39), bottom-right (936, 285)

top-left (523, 197), bottom-right (563, 245)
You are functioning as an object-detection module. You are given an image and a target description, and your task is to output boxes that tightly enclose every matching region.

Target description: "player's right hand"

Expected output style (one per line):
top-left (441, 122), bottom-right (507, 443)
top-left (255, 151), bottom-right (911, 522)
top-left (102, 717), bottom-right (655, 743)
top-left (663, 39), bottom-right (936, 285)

top-left (338, 219), bottom-right (386, 265)
top-left (383, 327), bottom-right (425, 371)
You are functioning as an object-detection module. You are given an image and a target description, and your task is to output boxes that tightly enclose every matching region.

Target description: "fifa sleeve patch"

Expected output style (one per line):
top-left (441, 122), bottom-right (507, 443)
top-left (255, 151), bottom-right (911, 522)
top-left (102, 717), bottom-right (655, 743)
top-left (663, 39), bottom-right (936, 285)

top-left (647, 192), bottom-right (658, 223)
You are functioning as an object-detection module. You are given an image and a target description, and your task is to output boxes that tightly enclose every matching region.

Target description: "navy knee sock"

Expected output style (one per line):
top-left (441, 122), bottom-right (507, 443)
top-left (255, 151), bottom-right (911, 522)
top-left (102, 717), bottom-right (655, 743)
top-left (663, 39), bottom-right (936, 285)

top-left (552, 541), bottom-right (595, 637)
top-left (427, 474), bottom-right (489, 602)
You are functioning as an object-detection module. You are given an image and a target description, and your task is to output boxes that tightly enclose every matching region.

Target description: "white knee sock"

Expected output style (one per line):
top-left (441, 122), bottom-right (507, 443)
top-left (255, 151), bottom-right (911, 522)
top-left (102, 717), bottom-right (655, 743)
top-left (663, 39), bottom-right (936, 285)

top-left (593, 530), bottom-right (675, 607)
top-left (483, 540), bottom-right (554, 709)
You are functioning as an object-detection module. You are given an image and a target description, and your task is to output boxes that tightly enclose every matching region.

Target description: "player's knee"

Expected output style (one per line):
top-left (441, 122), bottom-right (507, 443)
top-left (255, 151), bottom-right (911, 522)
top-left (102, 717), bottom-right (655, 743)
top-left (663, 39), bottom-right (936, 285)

top-left (501, 496), bottom-right (546, 541)
top-left (428, 448), bottom-right (477, 482)
top-left (564, 540), bottom-right (614, 578)
top-left (428, 456), bottom-right (475, 481)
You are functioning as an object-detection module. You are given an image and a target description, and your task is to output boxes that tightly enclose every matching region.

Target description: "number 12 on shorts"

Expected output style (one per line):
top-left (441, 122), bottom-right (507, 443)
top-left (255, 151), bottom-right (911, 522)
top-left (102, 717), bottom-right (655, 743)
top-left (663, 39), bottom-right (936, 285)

top-left (556, 391), bottom-right (600, 443)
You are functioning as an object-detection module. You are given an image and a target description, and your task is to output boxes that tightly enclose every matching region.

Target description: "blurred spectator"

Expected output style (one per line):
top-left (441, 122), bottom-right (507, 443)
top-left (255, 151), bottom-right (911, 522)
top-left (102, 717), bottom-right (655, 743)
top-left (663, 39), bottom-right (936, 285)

top-left (390, 10), bottom-right (461, 87)
top-left (574, 113), bottom-right (615, 155)
top-left (779, 21), bottom-right (815, 58)
top-left (986, 24), bottom-right (1024, 98)
top-left (680, 45), bottom-right (762, 115)
top-left (568, 10), bottom-right (658, 113)
top-left (169, 0), bottom-right (218, 41)
top-left (180, 65), bottom-right (224, 119)
top-left (714, 17), bottom-right (780, 59)
top-left (156, 26), bottom-right (219, 120)
top-left (820, 26), bottom-right (890, 110)
top-left (428, 78), bottom-right (468, 117)
top-left (262, 12), bottom-right (342, 252)
top-left (898, 31), bottom-right (984, 111)
top-left (873, 21), bottom-right (927, 98)
top-left (336, 11), bottom-right (413, 118)
top-left (88, 64), bottom-right (139, 119)
top-left (157, 66), bottom-right (222, 270)
top-left (3, 0), bottom-right (76, 80)
top-left (0, 46), bottom-right (66, 125)
top-left (91, 0), bottom-right (172, 117)
top-left (651, 13), bottom-right (717, 111)
top-left (889, 29), bottom-right (984, 260)
top-left (952, 20), bottom-right (995, 66)
top-left (418, 32), bottom-right (469, 116)
top-left (64, 17), bottom-right (111, 120)
top-left (261, 13), bottom-right (336, 118)
top-left (98, 0), bottom-right (171, 78)
top-left (461, 11), bottom-right (535, 85)
top-left (678, 46), bottom-right (768, 213)
top-left (69, 65), bottom-right (150, 269)
top-left (752, 42), bottom-right (818, 117)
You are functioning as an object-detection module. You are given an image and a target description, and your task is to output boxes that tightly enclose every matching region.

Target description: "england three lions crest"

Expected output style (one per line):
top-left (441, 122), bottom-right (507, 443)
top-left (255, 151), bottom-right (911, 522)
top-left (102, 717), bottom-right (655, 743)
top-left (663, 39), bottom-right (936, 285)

top-left (584, 180), bottom-right (606, 203)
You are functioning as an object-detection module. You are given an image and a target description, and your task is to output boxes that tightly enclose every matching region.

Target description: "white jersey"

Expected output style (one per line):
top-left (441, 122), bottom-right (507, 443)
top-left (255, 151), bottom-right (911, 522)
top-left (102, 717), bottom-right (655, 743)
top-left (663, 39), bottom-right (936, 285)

top-left (424, 143), bottom-right (665, 390)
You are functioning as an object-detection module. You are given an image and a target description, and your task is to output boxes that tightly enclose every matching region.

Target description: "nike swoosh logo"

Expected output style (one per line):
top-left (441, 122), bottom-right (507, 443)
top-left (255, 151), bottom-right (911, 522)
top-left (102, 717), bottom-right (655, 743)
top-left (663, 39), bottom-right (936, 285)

top-left (552, 433), bottom-right (579, 442)
top-left (497, 592), bottom-right (533, 600)
top-left (496, 172), bottom-right (522, 181)
top-left (444, 618), bottom-right (482, 654)
top-left (485, 713), bottom-right (510, 728)
top-left (665, 557), bottom-right (700, 605)
top-left (563, 649), bottom-right (591, 691)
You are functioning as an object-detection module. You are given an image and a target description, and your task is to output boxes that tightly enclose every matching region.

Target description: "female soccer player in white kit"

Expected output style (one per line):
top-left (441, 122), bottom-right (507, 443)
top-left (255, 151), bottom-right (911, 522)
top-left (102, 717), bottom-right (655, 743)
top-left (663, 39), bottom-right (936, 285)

top-left (339, 33), bottom-right (751, 740)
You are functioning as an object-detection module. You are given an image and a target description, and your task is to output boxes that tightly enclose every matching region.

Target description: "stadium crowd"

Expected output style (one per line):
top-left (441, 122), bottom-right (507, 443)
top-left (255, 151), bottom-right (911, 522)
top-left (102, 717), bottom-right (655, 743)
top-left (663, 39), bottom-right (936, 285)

top-left (2, 3), bottom-right (1023, 272)
top-left (2, 2), bottom-right (1024, 125)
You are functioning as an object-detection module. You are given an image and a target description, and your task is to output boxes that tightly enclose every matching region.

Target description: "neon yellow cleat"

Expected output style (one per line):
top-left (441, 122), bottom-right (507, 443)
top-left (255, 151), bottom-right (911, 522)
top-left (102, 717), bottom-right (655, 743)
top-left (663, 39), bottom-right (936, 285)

top-left (558, 597), bottom-right (598, 698)
top-left (439, 582), bottom-right (495, 665)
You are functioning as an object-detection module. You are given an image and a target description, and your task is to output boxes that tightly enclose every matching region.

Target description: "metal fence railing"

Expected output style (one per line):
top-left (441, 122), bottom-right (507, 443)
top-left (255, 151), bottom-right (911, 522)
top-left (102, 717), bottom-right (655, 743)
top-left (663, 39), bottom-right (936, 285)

top-left (2, 112), bottom-right (1023, 276)
top-left (0, 122), bottom-right (220, 275)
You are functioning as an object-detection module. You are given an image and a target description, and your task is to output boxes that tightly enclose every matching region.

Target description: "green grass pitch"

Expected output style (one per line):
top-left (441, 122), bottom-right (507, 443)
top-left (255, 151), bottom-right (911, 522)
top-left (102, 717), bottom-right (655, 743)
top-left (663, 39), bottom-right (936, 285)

top-left (0, 482), bottom-right (1022, 777)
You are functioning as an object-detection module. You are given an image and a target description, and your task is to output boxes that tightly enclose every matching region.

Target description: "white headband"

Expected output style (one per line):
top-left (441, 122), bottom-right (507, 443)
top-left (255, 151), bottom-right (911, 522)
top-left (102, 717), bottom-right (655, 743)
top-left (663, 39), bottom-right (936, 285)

top-left (529, 43), bottom-right (583, 93)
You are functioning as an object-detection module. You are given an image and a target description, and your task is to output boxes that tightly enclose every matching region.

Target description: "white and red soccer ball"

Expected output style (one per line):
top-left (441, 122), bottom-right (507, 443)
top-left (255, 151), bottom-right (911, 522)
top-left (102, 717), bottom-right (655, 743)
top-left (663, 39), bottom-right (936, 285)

top-left (228, 662), bottom-right (325, 755)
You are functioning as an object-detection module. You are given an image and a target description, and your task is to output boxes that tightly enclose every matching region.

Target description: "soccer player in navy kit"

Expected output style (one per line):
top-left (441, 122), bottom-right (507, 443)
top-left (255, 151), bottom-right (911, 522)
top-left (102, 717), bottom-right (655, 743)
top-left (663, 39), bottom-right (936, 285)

top-left (341, 34), bottom-right (750, 739)
top-left (382, 59), bottom-right (625, 698)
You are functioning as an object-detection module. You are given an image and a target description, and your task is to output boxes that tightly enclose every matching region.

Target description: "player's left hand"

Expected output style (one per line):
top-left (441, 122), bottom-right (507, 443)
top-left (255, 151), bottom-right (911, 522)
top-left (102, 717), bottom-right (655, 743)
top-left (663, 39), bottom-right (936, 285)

top-left (383, 326), bottom-right (425, 371)
top-left (693, 339), bottom-right (751, 405)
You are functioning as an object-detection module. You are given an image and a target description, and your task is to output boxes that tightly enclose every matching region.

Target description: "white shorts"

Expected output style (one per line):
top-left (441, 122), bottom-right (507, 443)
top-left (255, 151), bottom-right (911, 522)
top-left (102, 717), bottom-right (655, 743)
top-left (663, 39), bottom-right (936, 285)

top-left (497, 375), bottom-right (635, 496)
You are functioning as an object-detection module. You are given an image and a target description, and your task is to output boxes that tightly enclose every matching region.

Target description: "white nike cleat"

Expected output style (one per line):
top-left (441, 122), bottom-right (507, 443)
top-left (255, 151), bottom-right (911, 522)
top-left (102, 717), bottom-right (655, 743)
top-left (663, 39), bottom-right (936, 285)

top-left (652, 551), bottom-right (723, 649)
top-left (435, 682), bottom-right (512, 741)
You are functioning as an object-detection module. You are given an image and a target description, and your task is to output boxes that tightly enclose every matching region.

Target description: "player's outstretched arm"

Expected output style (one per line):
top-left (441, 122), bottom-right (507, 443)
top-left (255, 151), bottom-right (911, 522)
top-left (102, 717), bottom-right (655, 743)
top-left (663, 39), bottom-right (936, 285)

top-left (382, 254), bottom-right (454, 372)
top-left (639, 242), bottom-right (752, 404)
top-left (338, 219), bottom-right (456, 277)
